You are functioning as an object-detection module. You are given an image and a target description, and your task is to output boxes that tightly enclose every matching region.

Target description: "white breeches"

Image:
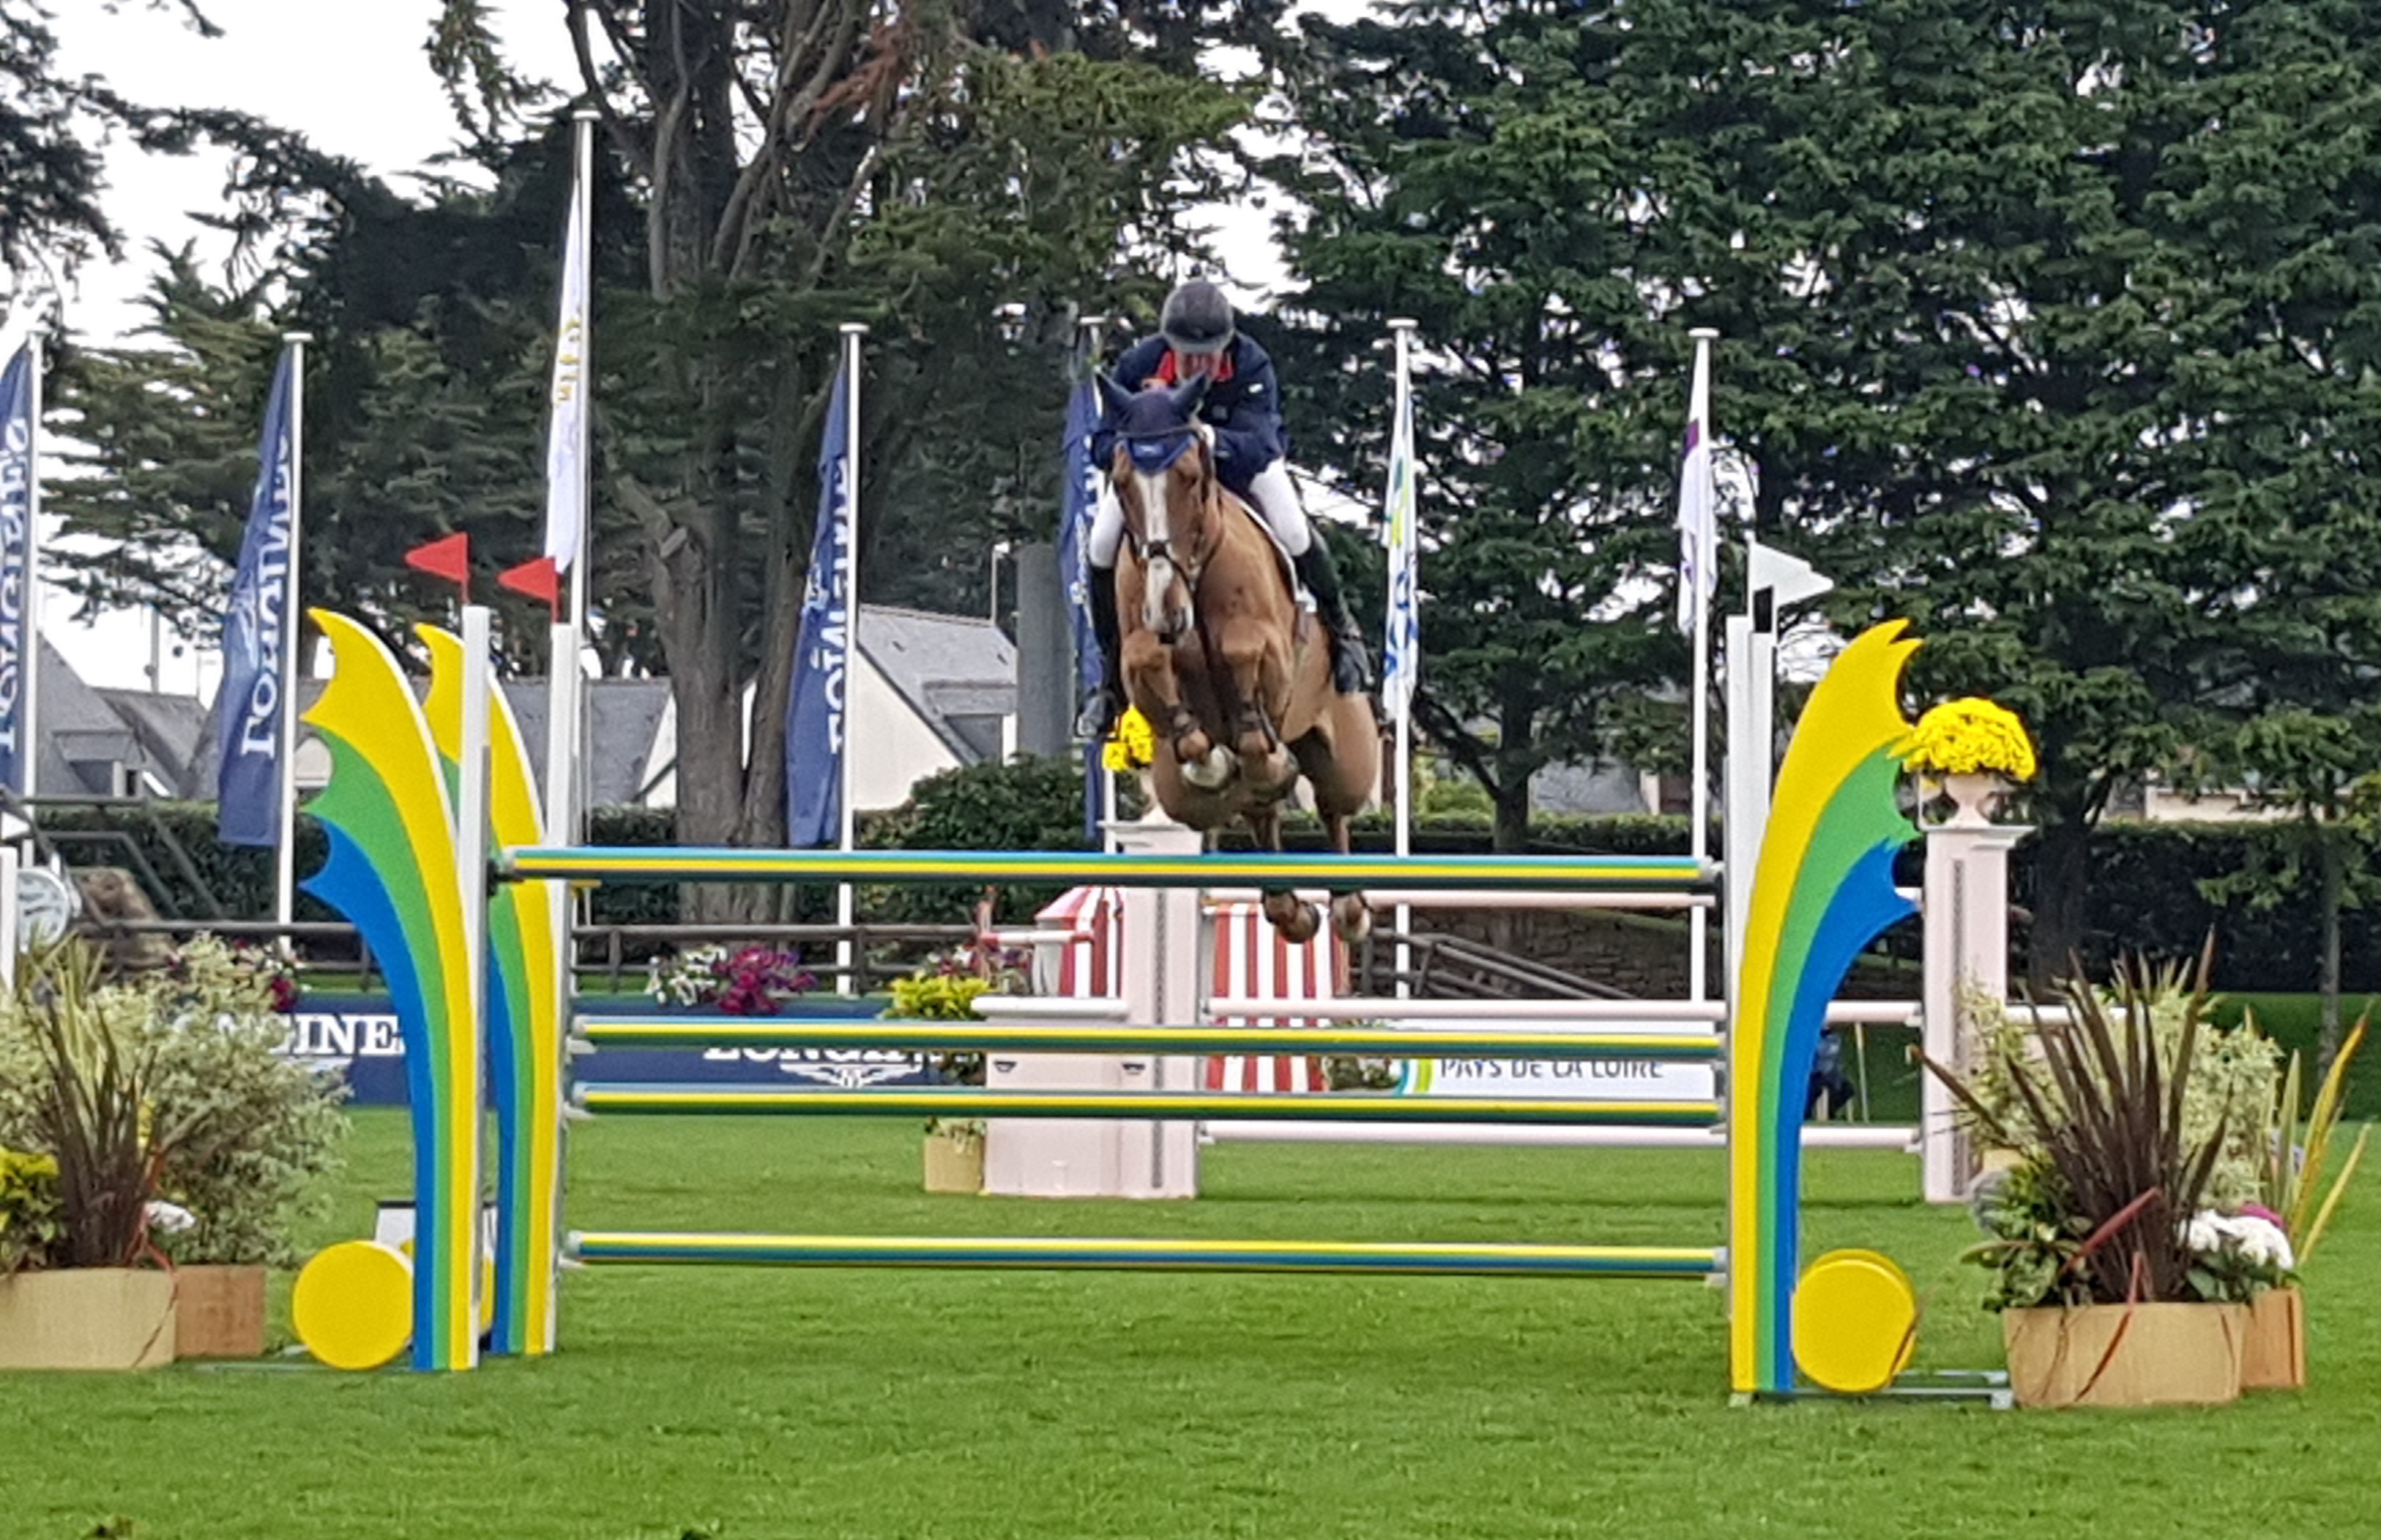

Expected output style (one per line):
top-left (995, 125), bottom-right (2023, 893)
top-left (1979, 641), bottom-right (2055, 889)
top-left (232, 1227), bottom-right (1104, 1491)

top-left (1088, 458), bottom-right (1310, 567)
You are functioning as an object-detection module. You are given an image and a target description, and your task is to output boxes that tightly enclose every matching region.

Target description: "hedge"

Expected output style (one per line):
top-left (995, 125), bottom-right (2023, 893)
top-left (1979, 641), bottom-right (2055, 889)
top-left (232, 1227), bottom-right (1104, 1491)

top-left (29, 788), bottom-right (2378, 990)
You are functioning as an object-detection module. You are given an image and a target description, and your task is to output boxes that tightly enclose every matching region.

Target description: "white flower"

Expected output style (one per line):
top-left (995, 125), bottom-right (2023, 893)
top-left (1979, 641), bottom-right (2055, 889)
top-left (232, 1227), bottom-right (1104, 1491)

top-left (145, 1200), bottom-right (198, 1234)
top-left (2185, 1209), bottom-right (2295, 1271)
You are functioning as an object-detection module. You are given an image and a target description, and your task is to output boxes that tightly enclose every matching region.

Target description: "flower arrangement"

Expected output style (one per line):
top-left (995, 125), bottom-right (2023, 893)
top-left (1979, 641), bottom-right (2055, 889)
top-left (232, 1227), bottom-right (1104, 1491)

top-left (0, 935), bottom-right (350, 1271)
top-left (646, 945), bottom-right (819, 1016)
top-left (1901, 697), bottom-right (2038, 781)
top-left (1933, 954), bottom-right (2297, 1312)
top-left (0, 1147), bottom-right (62, 1274)
top-left (1103, 706), bottom-right (1155, 772)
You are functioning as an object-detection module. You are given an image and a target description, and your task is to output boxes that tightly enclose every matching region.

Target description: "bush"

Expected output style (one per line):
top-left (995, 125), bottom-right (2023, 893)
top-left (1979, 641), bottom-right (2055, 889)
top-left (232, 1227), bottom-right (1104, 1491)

top-left (863, 756), bottom-right (1092, 925)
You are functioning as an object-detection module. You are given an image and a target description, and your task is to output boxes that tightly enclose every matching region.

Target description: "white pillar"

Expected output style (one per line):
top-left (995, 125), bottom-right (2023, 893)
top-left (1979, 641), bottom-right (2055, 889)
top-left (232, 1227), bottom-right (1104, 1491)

top-left (1920, 820), bottom-right (2027, 1204)
top-left (1113, 810), bottom-right (1201, 1199)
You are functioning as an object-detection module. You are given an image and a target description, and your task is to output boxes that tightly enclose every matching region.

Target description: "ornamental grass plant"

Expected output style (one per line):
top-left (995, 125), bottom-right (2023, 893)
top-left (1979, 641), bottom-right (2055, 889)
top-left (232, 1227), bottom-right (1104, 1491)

top-left (1925, 952), bottom-right (2248, 1309)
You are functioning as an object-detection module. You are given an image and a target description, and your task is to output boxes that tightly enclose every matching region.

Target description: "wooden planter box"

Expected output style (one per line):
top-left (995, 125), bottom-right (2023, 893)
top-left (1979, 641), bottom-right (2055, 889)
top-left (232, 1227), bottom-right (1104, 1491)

top-left (2003, 1302), bottom-right (2246, 1408)
top-left (0, 1270), bottom-right (177, 1371)
top-left (923, 1130), bottom-right (984, 1195)
top-left (173, 1265), bottom-right (269, 1359)
top-left (2241, 1287), bottom-right (2306, 1391)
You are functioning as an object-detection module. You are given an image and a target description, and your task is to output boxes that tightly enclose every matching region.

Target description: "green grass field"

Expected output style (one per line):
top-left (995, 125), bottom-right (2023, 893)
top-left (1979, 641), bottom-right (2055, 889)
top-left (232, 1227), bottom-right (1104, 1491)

top-left (3, 1110), bottom-right (2374, 1539)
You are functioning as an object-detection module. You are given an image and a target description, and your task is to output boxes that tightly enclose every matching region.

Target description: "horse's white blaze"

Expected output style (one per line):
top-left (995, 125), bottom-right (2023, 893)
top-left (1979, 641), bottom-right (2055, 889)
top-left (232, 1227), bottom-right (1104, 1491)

top-left (1135, 467), bottom-right (1179, 633)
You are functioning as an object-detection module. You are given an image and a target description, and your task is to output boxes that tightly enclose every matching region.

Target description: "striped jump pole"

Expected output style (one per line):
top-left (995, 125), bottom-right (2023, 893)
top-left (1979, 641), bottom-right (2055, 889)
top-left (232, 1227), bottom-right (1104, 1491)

top-left (503, 845), bottom-right (1713, 892)
top-left (571, 1017), bottom-right (1726, 1062)
top-left (571, 1085), bottom-right (1723, 1127)
top-left (567, 1232), bottom-right (1721, 1279)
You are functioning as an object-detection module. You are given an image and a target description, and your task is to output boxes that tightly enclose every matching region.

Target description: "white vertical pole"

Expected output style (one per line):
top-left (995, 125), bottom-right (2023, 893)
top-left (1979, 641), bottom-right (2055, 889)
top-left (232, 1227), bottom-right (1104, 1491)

top-left (274, 332), bottom-right (312, 934)
top-left (549, 107), bottom-right (597, 852)
top-left (1686, 329), bottom-right (1718, 1003)
top-left (0, 843), bottom-right (18, 991)
top-left (21, 336), bottom-right (39, 800)
top-left (455, 603), bottom-right (492, 1364)
top-left (1386, 318), bottom-right (1417, 999)
top-left (835, 322), bottom-right (867, 995)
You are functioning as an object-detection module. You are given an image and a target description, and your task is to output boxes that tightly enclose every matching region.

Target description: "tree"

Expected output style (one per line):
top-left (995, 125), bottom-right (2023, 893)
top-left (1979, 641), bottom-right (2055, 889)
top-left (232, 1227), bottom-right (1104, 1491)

top-left (0, 0), bottom-right (220, 307)
top-left (1264, 5), bottom-right (1680, 851)
top-left (427, 1), bottom-right (1251, 916)
top-left (1266, 0), bottom-right (2381, 976)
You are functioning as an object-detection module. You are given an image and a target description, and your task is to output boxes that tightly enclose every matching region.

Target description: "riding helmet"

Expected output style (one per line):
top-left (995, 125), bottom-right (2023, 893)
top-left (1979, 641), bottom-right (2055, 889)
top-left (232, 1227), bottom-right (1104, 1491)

top-left (1159, 280), bottom-right (1235, 355)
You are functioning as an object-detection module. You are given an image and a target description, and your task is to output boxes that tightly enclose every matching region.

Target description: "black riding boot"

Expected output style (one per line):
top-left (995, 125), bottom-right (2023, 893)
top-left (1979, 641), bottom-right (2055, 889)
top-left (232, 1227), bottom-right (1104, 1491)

top-left (1292, 544), bottom-right (1372, 697)
top-left (1078, 573), bottom-right (1126, 740)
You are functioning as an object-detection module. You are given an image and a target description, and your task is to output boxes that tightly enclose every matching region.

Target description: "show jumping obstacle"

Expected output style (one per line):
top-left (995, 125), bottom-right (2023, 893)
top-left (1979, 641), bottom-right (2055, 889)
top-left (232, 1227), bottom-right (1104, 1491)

top-left (295, 608), bottom-right (1951, 1399)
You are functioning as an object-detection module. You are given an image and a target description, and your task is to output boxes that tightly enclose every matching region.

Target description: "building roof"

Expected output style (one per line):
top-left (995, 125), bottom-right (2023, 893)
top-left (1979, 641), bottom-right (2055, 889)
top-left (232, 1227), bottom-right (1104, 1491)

top-left (37, 638), bottom-right (150, 796)
top-left (496, 679), bottom-right (674, 808)
top-left (857, 605), bottom-right (1017, 765)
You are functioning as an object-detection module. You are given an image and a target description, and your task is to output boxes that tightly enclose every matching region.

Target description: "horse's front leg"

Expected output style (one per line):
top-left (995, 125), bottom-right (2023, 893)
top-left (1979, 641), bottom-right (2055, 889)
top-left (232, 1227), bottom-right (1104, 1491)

top-left (1122, 628), bottom-right (1225, 786)
top-left (1215, 621), bottom-right (1294, 789)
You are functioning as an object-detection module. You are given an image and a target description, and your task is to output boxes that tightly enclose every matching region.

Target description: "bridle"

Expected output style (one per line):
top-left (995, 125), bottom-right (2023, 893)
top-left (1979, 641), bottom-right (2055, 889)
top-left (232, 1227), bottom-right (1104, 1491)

top-left (1117, 424), bottom-right (1219, 591)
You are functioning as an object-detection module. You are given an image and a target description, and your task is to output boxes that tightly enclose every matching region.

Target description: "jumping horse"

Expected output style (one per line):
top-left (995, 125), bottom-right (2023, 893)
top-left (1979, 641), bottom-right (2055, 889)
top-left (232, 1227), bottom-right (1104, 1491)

top-left (1099, 373), bottom-right (1381, 943)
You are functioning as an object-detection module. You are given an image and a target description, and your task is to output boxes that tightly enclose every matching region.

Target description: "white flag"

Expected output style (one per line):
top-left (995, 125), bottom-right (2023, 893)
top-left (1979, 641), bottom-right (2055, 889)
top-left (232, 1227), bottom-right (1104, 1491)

top-left (542, 144), bottom-right (591, 573)
top-left (1675, 336), bottom-right (1716, 635)
top-left (1381, 359), bottom-right (1420, 722)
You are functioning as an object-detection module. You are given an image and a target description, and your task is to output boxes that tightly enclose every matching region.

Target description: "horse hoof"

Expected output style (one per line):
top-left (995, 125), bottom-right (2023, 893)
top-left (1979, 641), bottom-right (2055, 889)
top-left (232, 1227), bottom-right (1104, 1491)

top-left (1184, 747), bottom-right (1233, 790)
top-left (1331, 894), bottom-right (1372, 946)
top-left (1267, 899), bottom-right (1321, 944)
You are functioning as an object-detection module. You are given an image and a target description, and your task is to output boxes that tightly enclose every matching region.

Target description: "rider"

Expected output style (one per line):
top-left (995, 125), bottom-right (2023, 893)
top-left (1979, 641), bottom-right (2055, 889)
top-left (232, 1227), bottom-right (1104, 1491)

top-left (1079, 279), bottom-right (1372, 739)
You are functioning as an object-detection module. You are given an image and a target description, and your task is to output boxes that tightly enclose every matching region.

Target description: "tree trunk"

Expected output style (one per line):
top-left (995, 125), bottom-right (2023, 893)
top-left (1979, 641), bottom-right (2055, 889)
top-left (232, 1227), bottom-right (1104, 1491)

top-left (2027, 813), bottom-right (2092, 993)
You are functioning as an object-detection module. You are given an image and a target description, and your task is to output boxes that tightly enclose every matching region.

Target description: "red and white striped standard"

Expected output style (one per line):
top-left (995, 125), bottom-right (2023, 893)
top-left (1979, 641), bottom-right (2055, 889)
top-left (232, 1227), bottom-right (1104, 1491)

top-left (1202, 901), bottom-right (1338, 1094)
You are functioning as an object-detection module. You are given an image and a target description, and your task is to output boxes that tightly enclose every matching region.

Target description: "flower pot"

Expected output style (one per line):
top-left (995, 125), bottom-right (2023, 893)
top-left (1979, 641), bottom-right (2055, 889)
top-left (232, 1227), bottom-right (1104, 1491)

top-left (2002, 1302), bottom-right (2245, 1408)
top-left (2240, 1287), bottom-right (2306, 1391)
top-left (923, 1131), bottom-right (984, 1195)
top-left (0, 1269), bottom-right (176, 1371)
top-left (1931, 771), bottom-right (2009, 829)
top-left (173, 1264), bottom-right (269, 1359)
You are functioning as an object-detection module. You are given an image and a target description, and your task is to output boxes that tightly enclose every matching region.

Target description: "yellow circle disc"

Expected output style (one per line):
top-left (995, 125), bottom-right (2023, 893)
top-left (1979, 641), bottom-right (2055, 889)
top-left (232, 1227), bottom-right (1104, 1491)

top-left (1792, 1249), bottom-right (1918, 1394)
top-left (293, 1240), bottom-right (414, 1372)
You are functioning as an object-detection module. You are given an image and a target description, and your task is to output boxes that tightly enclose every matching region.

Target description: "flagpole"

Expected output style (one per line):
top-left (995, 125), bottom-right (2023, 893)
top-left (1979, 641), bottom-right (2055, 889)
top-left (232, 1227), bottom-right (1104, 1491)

top-left (1073, 313), bottom-right (1116, 854)
top-left (835, 322), bottom-right (867, 995)
top-left (21, 335), bottom-right (40, 800)
top-left (1686, 328), bottom-right (1717, 1003)
top-left (545, 107), bottom-right (597, 853)
top-left (1385, 318), bottom-right (1417, 998)
top-left (275, 332), bottom-right (312, 933)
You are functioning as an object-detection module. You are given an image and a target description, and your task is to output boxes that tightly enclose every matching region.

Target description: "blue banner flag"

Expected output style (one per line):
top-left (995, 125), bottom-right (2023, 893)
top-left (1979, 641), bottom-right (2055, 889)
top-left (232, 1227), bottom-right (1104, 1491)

top-left (0, 346), bottom-right (34, 793)
top-left (786, 365), bottom-right (853, 848)
top-left (1059, 374), bottom-right (1104, 711)
top-left (217, 348), bottom-right (300, 846)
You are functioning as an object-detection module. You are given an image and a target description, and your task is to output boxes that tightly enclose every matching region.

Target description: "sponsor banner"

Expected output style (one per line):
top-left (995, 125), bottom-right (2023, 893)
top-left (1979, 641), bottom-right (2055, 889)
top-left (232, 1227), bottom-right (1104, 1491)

top-left (1394, 1018), bottom-right (1718, 1102)
top-left (280, 995), bottom-right (936, 1106)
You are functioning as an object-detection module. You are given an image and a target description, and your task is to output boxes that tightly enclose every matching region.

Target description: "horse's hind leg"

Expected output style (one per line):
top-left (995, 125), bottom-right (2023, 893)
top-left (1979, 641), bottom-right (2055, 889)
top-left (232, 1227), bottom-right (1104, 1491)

top-left (1245, 803), bottom-right (1320, 944)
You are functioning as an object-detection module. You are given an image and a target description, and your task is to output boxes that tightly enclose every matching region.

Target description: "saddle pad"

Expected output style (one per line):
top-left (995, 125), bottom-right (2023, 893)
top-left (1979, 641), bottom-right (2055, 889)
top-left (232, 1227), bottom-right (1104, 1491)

top-left (1226, 493), bottom-right (1313, 612)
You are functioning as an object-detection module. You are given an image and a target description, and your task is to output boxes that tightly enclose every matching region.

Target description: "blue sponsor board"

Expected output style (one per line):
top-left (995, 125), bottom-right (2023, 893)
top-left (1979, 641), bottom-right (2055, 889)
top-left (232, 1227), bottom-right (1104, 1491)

top-left (282, 995), bottom-right (937, 1106)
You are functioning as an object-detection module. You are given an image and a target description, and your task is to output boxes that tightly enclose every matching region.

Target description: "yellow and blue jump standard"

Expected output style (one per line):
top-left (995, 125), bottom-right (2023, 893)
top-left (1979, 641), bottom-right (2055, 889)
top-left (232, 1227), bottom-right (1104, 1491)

top-left (299, 613), bottom-right (482, 1372)
top-left (420, 626), bottom-right (564, 1358)
top-left (1727, 621), bottom-right (1924, 1398)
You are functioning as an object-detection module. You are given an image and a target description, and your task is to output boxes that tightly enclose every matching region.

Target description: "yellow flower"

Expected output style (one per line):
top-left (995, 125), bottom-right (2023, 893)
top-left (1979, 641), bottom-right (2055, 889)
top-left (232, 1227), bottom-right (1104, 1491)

top-left (1102, 706), bottom-right (1155, 772)
top-left (1900, 698), bottom-right (2038, 781)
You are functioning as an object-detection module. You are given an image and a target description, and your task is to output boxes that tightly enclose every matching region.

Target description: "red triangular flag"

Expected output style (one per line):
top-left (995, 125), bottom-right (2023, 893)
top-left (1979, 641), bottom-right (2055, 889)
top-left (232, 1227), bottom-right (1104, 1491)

top-left (499, 555), bottom-right (562, 618)
top-left (405, 533), bottom-right (472, 599)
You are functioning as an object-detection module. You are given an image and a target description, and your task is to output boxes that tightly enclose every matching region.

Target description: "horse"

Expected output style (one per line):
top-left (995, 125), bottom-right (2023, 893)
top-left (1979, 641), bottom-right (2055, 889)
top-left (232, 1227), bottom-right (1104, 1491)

top-left (1098, 373), bottom-right (1381, 944)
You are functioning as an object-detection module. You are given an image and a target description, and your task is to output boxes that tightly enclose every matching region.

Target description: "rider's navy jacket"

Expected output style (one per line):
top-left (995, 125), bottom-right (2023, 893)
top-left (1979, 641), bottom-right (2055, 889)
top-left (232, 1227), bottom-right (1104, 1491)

top-left (1091, 333), bottom-right (1283, 500)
